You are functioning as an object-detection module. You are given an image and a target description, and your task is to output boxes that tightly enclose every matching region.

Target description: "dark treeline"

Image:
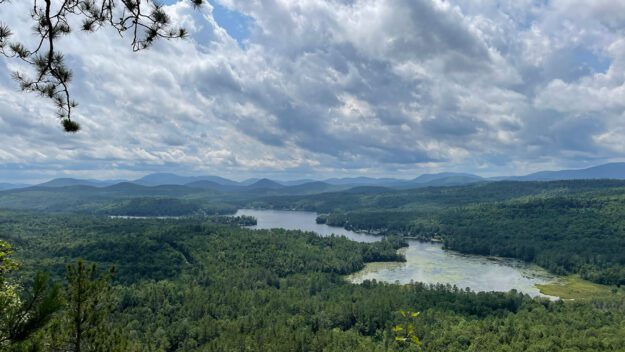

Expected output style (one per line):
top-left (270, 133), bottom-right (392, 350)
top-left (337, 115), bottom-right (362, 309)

top-left (2, 211), bottom-right (625, 351)
top-left (261, 180), bottom-right (625, 285)
top-left (254, 180), bottom-right (625, 212)
top-left (209, 215), bottom-right (257, 226)
top-left (440, 196), bottom-right (625, 285)
top-left (103, 197), bottom-right (205, 216)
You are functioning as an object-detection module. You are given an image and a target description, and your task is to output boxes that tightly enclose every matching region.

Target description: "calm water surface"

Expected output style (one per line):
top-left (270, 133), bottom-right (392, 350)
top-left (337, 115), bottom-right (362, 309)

top-left (347, 241), bottom-right (558, 297)
top-left (235, 209), bottom-right (559, 297)
top-left (234, 209), bottom-right (379, 242)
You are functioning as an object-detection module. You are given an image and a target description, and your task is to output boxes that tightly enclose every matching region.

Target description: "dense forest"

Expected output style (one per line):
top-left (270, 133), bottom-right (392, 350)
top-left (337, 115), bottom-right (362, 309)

top-left (440, 196), bottom-right (625, 285)
top-left (2, 181), bottom-right (625, 349)
top-left (1, 211), bottom-right (625, 351)
top-left (3, 180), bottom-right (625, 286)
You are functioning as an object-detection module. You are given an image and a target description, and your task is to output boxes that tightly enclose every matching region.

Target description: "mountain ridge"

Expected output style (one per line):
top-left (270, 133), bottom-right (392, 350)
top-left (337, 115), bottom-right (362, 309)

top-left (503, 162), bottom-right (625, 181)
top-left (21, 162), bottom-right (625, 190)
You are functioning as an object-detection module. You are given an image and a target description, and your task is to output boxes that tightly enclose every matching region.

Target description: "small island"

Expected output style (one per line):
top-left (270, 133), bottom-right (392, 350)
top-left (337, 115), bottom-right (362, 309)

top-left (211, 215), bottom-right (258, 226)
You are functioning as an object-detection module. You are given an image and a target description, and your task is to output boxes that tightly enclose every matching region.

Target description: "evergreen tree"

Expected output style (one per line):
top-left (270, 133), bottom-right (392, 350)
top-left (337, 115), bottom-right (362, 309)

top-left (49, 261), bottom-right (130, 352)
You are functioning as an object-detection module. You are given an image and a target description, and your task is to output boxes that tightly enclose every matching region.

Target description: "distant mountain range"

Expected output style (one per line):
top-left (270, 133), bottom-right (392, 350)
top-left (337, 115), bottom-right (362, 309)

top-left (132, 173), bottom-right (240, 187)
top-left (5, 162), bottom-right (625, 191)
top-left (322, 176), bottom-right (403, 186)
top-left (412, 172), bottom-right (483, 184)
top-left (37, 178), bottom-right (125, 188)
top-left (0, 183), bottom-right (30, 191)
top-left (498, 163), bottom-right (625, 181)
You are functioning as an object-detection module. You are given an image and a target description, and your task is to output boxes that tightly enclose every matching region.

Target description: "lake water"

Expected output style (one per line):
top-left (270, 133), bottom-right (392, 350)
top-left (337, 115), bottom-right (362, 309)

top-left (234, 209), bottom-right (380, 242)
top-left (235, 209), bottom-right (559, 297)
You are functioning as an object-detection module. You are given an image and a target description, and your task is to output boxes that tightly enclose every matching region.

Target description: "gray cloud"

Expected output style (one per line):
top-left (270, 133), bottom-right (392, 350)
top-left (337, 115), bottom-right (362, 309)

top-left (1, 0), bottom-right (625, 182)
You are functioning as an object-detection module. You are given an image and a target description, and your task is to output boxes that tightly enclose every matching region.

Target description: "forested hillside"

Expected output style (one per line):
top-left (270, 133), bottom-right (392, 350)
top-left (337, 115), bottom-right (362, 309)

top-left (2, 212), bottom-right (625, 351)
top-left (440, 196), bottom-right (625, 285)
top-left (3, 180), bottom-right (625, 286)
top-left (260, 180), bottom-right (625, 286)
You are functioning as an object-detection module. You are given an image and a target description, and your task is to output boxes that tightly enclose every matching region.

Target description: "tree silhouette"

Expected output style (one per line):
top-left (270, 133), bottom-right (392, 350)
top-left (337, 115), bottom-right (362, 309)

top-left (0, 0), bottom-right (204, 132)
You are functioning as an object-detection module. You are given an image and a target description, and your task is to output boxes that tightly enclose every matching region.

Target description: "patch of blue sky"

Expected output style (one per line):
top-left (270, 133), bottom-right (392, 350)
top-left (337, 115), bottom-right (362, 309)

top-left (209, 1), bottom-right (253, 44)
top-left (160, 0), bottom-right (253, 45)
top-left (573, 47), bottom-right (611, 74)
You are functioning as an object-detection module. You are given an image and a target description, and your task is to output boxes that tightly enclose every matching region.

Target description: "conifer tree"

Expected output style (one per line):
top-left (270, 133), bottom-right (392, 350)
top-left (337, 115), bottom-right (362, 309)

top-left (49, 261), bottom-right (130, 352)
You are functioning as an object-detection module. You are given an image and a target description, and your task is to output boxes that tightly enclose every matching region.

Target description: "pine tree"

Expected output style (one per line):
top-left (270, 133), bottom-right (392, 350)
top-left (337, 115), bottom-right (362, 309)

top-left (49, 261), bottom-right (131, 352)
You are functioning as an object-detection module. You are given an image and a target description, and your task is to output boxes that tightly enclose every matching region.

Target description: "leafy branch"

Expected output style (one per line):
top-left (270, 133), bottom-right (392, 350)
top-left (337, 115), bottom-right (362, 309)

top-left (390, 310), bottom-right (422, 351)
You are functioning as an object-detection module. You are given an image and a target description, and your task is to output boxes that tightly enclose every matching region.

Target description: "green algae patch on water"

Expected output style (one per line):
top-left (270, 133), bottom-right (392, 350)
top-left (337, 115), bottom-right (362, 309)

top-left (346, 240), bottom-right (560, 297)
top-left (536, 275), bottom-right (613, 300)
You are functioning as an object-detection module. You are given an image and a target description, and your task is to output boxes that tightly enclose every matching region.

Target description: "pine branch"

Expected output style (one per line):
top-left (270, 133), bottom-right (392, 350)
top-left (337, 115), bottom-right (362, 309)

top-left (0, 0), bottom-right (204, 132)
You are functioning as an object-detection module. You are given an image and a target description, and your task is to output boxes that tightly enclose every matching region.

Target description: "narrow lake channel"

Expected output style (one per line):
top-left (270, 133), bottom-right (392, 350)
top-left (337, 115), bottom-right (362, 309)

top-left (235, 209), bottom-right (560, 298)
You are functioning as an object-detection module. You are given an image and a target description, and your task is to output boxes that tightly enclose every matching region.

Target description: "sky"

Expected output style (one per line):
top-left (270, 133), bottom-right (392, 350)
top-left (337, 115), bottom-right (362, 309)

top-left (1, 0), bottom-right (625, 183)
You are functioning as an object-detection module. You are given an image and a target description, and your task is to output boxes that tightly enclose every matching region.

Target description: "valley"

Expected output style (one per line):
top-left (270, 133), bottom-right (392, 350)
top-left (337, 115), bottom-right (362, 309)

top-left (2, 1), bottom-right (623, 350)
top-left (2, 175), bottom-right (625, 350)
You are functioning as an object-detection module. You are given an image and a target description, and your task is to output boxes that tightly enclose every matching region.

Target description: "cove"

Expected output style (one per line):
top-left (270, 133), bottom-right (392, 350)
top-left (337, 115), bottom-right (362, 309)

top-left (235, 209), bottom-right (560, 298)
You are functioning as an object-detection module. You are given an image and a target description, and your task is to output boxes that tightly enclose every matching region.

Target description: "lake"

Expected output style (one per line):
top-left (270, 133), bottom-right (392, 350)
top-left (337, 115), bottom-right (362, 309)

top-left (234, 209), bottom-right (380, 242)
top-left (235, 209), bottom-right (559, 298)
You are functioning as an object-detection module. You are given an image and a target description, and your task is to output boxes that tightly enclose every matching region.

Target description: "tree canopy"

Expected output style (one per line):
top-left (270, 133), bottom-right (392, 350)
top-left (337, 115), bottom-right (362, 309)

top-left (2, 212), bottom-right (625, 351)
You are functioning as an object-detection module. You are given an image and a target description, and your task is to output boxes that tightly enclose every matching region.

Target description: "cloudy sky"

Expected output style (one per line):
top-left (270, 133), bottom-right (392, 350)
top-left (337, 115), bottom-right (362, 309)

top-left (1, 0), bottom-right (625, 183)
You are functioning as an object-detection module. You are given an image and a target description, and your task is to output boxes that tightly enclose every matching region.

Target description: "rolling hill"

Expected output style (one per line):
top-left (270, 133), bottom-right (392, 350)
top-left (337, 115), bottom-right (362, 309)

top-left (506, 162), bottom-right (625, 181)
top-left (132, 173), bottom-right (241, 186)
